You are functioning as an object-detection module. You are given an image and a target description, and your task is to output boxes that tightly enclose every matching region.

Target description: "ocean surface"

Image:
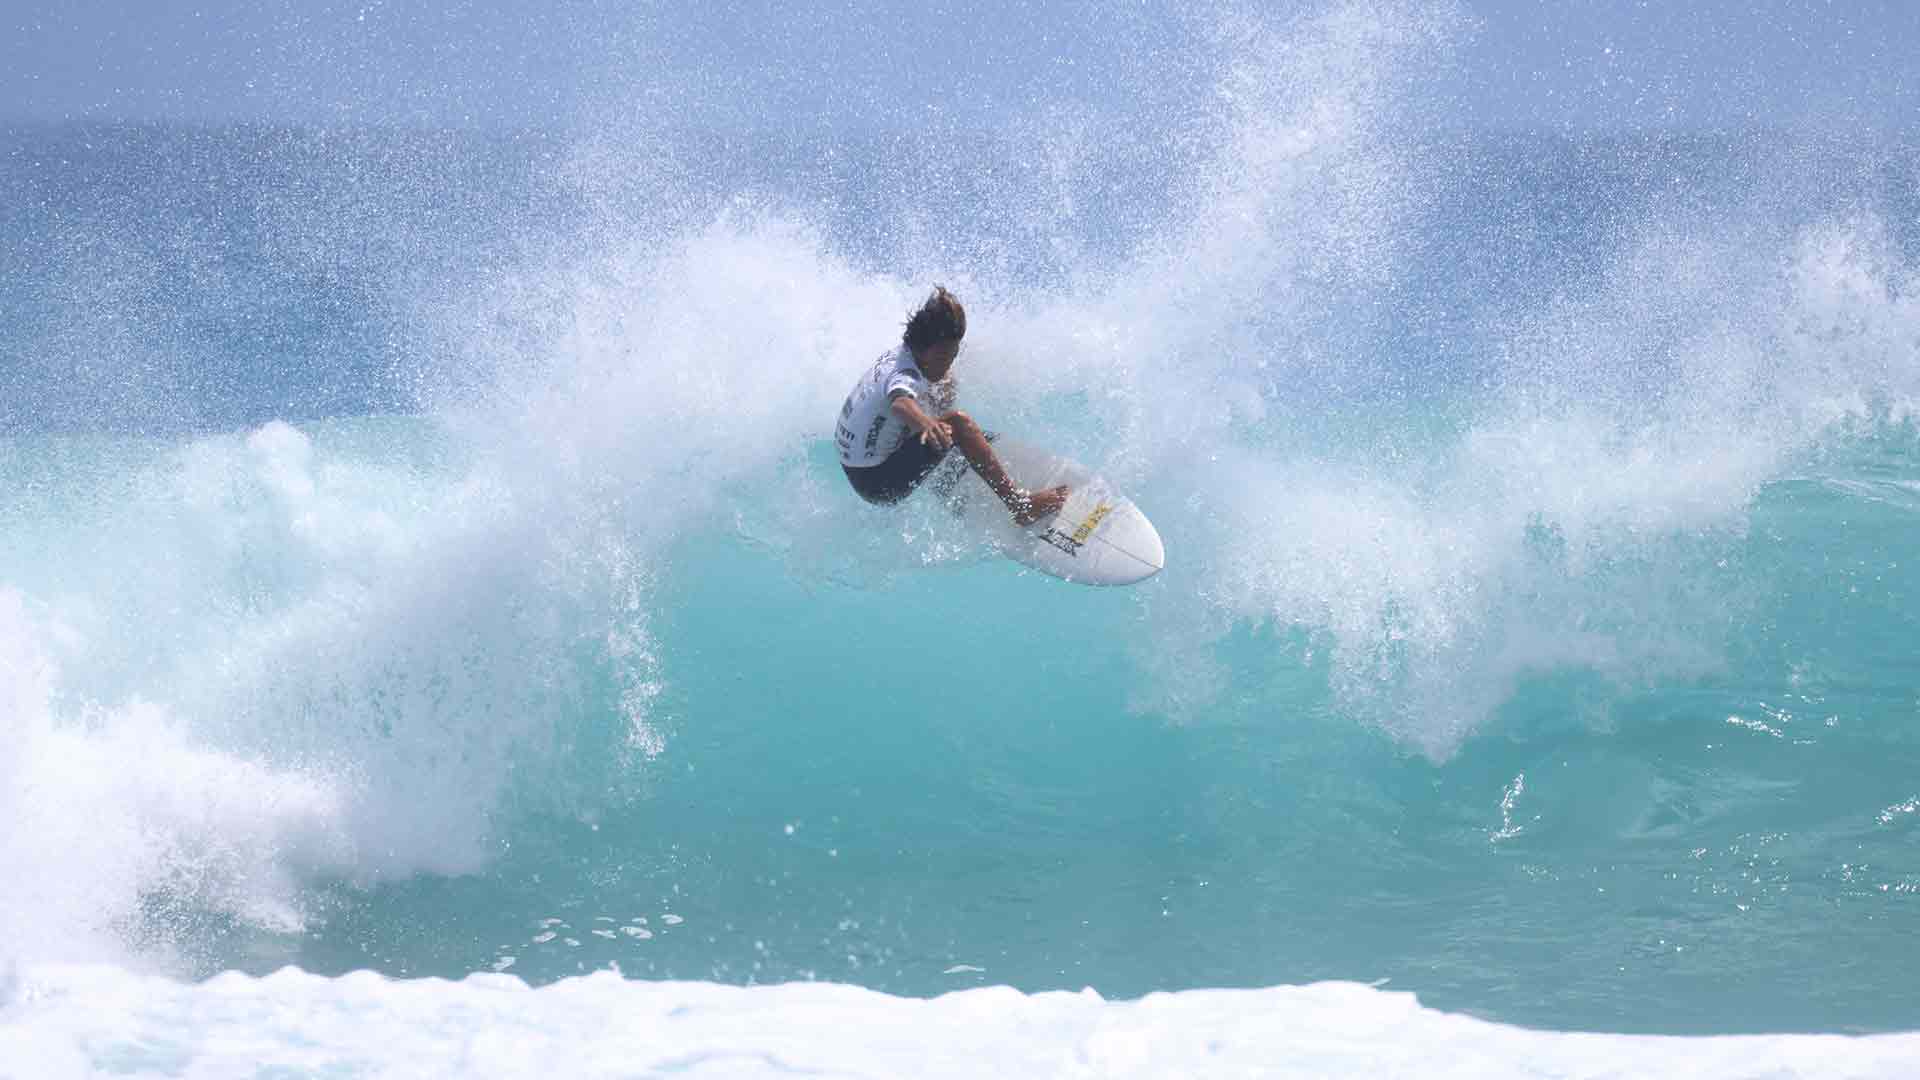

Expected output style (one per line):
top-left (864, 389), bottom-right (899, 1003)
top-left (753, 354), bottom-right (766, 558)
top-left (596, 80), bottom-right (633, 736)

top-left (3, 2), bottom-right (1919, 1074)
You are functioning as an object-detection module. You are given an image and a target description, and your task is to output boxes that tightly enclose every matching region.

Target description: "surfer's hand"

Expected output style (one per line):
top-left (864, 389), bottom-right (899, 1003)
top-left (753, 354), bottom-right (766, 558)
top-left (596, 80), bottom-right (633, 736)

top-left (919, 419), bottom-right (954, 450)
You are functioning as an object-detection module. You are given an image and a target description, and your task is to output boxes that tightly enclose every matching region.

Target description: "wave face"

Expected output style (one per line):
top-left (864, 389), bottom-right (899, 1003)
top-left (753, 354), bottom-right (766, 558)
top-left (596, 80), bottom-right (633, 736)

top-left (3, 0), bottom-right (1919, 1037)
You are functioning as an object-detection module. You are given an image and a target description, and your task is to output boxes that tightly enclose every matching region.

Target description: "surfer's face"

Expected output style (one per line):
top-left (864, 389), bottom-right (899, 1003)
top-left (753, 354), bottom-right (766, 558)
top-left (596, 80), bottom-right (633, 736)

top-left (916, 338), bottom-right (960, 380)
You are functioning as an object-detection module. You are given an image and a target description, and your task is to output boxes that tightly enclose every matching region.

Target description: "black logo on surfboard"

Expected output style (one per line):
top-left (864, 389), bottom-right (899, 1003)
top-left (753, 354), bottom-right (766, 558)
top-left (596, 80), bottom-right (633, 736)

top-left (1038, 528), bottom-right (1082, 556)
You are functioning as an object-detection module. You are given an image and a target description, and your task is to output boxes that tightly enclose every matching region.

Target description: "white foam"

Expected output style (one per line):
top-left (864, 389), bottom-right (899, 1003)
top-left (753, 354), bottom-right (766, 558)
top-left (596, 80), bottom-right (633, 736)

top-left (0, 411), bottom-right (682, 966)
top-left (1095, 151), bottom-right (1920, 757)
top-left (0, 591), bottom-right (355, 967)
top-left (1, 965), bottom-right (1915, 1079)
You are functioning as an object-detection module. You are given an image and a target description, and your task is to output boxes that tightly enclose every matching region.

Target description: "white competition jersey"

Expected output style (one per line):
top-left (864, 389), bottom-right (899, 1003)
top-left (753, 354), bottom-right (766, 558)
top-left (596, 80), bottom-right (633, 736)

top-left (836, 346), bottom-right (933, 467)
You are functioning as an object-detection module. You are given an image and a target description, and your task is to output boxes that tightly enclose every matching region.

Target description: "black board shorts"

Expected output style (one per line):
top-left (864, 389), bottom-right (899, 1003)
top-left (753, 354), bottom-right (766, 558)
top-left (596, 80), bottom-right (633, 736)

top-left (844, 435), bottom-right (951, 505)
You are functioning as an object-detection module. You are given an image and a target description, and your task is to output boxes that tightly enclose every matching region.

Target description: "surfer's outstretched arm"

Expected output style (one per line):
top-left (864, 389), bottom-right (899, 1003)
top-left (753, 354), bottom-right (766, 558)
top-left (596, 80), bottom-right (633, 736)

top-left (895, 401), bottom-right (1067, 526)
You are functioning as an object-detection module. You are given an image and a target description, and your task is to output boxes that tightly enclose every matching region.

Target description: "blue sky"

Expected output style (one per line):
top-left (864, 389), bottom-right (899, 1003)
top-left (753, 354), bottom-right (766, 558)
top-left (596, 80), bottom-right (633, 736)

top-left (4, 1), bottom-right (1915, 132)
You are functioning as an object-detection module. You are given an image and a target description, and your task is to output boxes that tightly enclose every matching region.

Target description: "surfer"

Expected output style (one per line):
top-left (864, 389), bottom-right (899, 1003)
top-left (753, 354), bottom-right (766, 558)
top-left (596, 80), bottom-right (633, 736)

top-left (837, 287), bottom-right (1069, 525)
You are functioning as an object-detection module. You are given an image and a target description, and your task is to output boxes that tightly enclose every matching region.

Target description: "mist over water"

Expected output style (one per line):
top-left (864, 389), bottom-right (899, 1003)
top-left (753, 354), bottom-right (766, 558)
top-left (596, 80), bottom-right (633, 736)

top-left (2, 0), bottom-right (1918, 1037)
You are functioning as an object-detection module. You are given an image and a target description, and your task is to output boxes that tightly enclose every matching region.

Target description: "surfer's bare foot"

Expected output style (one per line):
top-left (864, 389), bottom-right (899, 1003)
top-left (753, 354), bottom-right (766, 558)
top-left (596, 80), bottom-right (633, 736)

top-left (1012, 485), bottom-right (1069, 526)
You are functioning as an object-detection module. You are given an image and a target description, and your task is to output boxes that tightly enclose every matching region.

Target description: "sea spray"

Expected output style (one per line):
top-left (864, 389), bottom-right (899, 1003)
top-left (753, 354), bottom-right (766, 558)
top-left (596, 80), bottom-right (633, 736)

top-left (0, 0), bottom-right (1916, 1035)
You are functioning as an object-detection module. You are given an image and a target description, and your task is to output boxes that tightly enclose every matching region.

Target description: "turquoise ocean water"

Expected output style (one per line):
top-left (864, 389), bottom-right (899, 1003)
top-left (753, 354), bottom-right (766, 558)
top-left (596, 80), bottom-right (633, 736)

top-left (3, 4), bottom-right (1918, 1060)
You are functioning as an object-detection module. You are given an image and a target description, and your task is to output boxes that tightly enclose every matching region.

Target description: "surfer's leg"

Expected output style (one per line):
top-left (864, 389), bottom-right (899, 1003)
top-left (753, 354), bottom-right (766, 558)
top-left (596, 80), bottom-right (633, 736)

top-left (846, 436), bottom-right (947, 504)
top-left (942, 411), bottom-right (1069, 525)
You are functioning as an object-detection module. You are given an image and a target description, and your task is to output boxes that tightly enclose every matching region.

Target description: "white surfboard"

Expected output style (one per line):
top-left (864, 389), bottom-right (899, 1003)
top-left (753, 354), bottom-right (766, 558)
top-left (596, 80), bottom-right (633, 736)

top-left (932, 437), bottom-right (1165, 586)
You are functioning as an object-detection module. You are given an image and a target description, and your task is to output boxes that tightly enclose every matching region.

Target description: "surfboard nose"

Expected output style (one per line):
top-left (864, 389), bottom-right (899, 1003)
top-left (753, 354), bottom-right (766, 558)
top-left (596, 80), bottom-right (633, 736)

top-left (1135, 518), bottom-right (1166, 576)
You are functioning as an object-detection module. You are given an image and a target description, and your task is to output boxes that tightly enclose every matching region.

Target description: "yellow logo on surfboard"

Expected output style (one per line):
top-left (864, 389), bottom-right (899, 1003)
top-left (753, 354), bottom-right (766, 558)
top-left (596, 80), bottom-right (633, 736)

top-left (1039, 500), bottom-right (1113, 557)
top-left (1071, 502), bottom-right (1113, 543)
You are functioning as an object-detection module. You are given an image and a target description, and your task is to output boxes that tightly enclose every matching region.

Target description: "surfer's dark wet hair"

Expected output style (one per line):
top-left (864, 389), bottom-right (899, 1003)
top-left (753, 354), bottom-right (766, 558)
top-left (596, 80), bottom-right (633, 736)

top-left (902, 286), bottom-right (966, 351)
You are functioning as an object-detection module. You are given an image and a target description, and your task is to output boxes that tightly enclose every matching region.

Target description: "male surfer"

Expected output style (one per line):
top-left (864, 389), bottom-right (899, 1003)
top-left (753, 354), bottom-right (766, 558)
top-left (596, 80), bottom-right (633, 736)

top-left (837, 287), bottom-right (1068, 525)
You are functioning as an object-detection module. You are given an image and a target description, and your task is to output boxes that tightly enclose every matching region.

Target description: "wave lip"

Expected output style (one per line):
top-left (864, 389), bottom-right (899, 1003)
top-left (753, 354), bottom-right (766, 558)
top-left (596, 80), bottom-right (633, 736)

top-left (4, 965), bottom-right (1919, 1079)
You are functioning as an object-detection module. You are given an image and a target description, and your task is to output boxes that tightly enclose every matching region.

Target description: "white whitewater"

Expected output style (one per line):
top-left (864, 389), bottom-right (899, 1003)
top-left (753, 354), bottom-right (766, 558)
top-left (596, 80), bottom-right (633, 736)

top-left (4, 966), bottom-right (1916, 1079)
